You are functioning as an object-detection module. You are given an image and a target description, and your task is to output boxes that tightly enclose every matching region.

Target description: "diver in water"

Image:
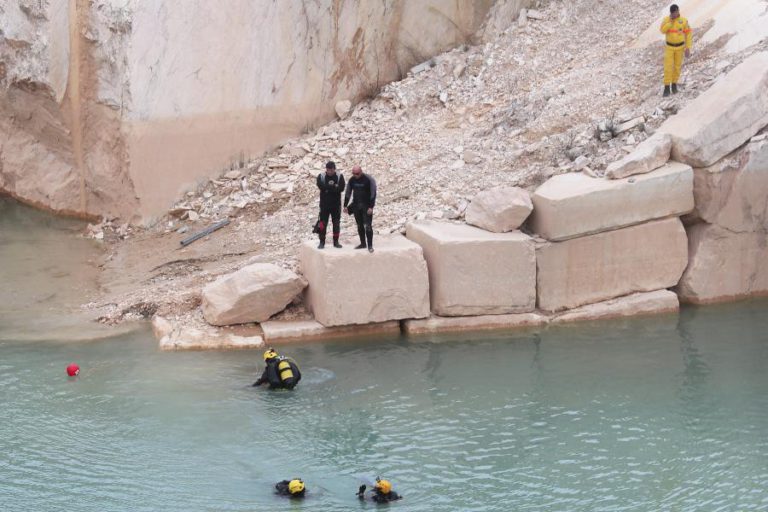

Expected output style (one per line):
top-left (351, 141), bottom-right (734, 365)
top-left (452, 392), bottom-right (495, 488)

top-left (252, 348), bottom-right (301, 390)
top-left (275, 479), bottom-right (306, 498)
top-left (357, 477), bottom-right (402, 503)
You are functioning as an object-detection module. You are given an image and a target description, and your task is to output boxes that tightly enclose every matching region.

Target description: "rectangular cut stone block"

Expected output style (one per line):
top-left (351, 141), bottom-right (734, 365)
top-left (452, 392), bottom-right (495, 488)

top-left (261, 320), bottom-right (400, 343)
top-left (550, 290), bottom-right (679, 324)
top-left (402, 312), bottom-right (547, 335)
top-left (677, 224), bottom-right (768, 304)
top-left (300, 235), bottom-right (430, 326)
top-left (691, 139), bottom-right (768, 232)
top-left (406, 221), bottom-right (535, 316)
top-left (152, 316), bottom-right (265, 351)
top-left (659, 52), bottom-right (768, 167)
top-left (531, 163), bottom-right (693, 241)
top-left (536, 218), bottom-right (689, 312)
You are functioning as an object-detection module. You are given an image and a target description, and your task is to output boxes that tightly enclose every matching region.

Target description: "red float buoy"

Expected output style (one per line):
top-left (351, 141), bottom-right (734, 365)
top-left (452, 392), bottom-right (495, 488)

top-left (66, 363), bottom-right (80, 377)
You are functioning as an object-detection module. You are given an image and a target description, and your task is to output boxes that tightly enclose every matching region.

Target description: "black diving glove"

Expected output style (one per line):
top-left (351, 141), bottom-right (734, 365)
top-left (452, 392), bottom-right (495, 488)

top-left (357, 484), bottom-right (366, 497)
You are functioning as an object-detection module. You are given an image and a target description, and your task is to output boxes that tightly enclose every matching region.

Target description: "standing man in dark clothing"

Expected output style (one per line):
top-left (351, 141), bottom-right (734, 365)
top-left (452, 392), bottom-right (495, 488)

top-left (315, 161), bottom-right (345, 249)
top-left (344, 165), bottom-right (377, 253)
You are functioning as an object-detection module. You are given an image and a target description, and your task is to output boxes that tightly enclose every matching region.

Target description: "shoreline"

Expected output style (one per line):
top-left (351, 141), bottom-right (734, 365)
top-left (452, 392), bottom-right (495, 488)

top-left (151, 289), bottom-right (685, 351)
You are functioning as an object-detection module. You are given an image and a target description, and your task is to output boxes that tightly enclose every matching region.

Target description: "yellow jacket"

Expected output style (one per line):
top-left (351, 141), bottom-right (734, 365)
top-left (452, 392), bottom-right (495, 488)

top-left (660, 15), bottom-right (692, 48)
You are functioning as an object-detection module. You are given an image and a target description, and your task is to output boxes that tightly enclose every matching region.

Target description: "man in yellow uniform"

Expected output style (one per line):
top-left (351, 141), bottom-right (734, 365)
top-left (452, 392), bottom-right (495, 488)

top-left (660, 4), bottom-right (692, 97)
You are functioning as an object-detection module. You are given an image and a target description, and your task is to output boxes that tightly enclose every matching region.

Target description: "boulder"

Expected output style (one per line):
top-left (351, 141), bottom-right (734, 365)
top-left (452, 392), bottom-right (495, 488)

top-left (677, 224), bottom-right (768, 304)
top-left (606, 132), bottom-right (672, 179)
top-left (299, 236), bottom-right (430, 326)
top-left (201, 263), bottom-right (307, 326)
top-left (335, 99), bottom-right (352, 119)
top-left (691, 139), bottom-right (768, 232)
top-left (536, 218), bottom-right (688, 312)
top-left (531, 162), bottom-right (694, 241)
top-left (465, 186), bottom-right (533, 232)
top-left (406, 221), bottom-right (535, 316)
top-left (402, 312), bottom-right (547, 336)
top-left (659, 52), bottom-right (768, 167)
top-left (550, 290), bottom-right (679, 324)
top-left (260, 319), bottom-right (400, 343)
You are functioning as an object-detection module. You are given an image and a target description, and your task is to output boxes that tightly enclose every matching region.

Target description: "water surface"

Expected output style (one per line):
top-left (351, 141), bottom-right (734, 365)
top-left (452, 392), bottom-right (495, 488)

top-left (2, 302), bottom-right (767, 511)
top-left (0, 197), bottom-right (109, 341)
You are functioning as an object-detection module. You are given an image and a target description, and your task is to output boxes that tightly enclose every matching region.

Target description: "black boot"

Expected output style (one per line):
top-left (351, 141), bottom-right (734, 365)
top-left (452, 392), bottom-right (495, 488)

top-left (355, 243), bottom-right (366, 250)
top-left (317, 240), bottom-right (325, 249)
top-left (333, 240), bottom-right (342, 248)
top-left (663, 85), bottom-right (671, 97)
top-left (671, 83), bottom-right (678, 94)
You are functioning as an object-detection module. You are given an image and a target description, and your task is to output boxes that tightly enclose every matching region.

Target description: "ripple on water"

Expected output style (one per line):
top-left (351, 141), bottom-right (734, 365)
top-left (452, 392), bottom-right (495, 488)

top-left (2, 302), bottom-right (768, 511)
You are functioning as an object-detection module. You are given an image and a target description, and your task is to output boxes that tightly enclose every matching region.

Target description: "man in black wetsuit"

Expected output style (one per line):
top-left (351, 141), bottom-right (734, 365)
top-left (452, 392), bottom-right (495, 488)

top-left (356, 478), bottom-right (402, 503)
top-left (275, 479), bottom-right (306, 498)
top-left (344, 165), bottom-right (377, 253)
top-left (252, 348), bottom-right (301, 390)
top-left (315, 161), bottom-right (345, 249)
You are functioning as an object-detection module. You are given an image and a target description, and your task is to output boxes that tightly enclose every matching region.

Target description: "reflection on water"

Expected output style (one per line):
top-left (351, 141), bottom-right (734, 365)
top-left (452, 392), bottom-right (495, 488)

top-left (1, 301), bottom-right (767, 511)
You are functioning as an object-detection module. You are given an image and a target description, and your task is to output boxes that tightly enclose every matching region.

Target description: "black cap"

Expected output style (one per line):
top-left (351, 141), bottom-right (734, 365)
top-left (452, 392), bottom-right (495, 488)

top-left (670, 4), bottom-right (679, 13)
top-left (326, 161), bottom-right (336, 170)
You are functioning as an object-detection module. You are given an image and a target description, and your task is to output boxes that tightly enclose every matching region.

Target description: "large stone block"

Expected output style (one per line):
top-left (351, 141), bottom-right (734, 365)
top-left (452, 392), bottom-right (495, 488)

top-left (550, 290), bottom-right (679, 324)
top-left (261, 319), bottom-right (400, 343)
top-left (465, 186), bottom-right (533, 232)
top-left (402, 312), bottom-right (547, 336)
top-left (606, 132), bottom-right (672, 179)
top-left (677, 224), bottom-right (768, 304)
top-left (202, 263), bottom-right (307, 326)
top-left (300, 236), bottom-right (430, 326)
top-left (531, 163), bottom-right (693, 241)
top-left (406, 221), bottom-right (535, 316)
top-left (691, 139), bottom-right (768, 232)
top-left (659, 52), bottom-right (768, 167)
top-left (153, 316), bottom-right (265, 351)
top-left (536, 218), bottom-right (688, 312)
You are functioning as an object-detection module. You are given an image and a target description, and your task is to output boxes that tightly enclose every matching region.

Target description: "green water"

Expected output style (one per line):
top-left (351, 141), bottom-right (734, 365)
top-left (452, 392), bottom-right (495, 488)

top-left (0, 197), bottom-right (118, 342)
top-left (1, 196), bottom-right (767, 511)
top-left (1, 304), bottom-right (768, 511)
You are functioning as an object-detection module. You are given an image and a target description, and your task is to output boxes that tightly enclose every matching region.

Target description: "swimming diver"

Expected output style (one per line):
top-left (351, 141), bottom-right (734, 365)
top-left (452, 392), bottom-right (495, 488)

top-left (252, 348), bottom-right (301, 390)
top-left (357, 477), bottom-right (402, 503)
top-left (275, 478), bottom-right (306, 498)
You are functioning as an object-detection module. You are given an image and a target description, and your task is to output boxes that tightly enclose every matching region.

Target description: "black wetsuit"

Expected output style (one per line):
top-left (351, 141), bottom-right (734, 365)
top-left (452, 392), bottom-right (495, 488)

top-left (371, 490), bottom-right (401, 503)
top-left (253, 357), bottom-right (301, 389)
top-left (316, 171), bottom-right (345, 245)
top-left (344, 173), bottom-right (377, 248)
top-left (357, 485), bottom-right (402, 503)
top-left (275, 480), bottom-right (306, 498)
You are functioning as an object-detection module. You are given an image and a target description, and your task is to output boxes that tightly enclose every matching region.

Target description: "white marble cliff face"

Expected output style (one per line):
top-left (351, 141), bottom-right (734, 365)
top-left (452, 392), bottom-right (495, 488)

top-left (0, 0), bottom-right (493, 221)
top-left (0, 0), bottom-right (70, 101)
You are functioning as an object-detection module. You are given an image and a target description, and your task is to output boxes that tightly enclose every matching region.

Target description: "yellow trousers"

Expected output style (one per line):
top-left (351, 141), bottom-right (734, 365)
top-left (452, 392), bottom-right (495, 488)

top-left (664, 46), bottom-right (685, 85)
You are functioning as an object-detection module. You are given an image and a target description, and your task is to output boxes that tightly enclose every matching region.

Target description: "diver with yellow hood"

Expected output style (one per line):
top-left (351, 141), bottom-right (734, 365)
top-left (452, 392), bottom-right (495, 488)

top-left (357, 477), bottom-right (402, 503)
top-left (252, 348), bottom-right (301, 390)
top-left (275, 478), bottom-right (306, 498)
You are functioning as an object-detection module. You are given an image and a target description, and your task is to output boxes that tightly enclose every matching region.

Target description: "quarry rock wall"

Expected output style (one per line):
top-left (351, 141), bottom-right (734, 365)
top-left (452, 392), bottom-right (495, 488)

top-left (0, 0), bottom-right (496, 222)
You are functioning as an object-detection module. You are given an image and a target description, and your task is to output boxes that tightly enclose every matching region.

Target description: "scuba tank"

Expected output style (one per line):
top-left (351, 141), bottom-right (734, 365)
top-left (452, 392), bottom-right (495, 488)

top-left (277, 358), bottom-right (294, 382)
top-left (277, 356), bottom-right (301, 388)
